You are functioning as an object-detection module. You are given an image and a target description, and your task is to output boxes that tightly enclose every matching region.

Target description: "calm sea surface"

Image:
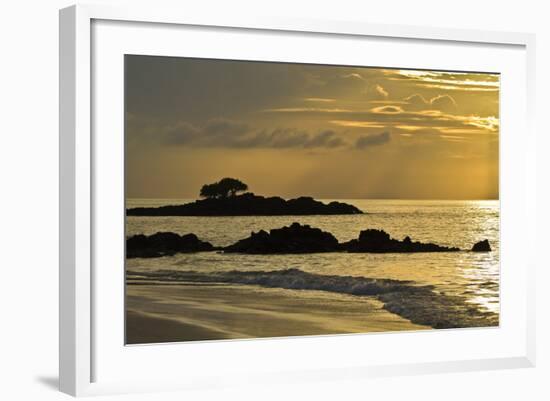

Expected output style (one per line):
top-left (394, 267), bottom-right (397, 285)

top-left (126, 199), bottom-right (499, 314)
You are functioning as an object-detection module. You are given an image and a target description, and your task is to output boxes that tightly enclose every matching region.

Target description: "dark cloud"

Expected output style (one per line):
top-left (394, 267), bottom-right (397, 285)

top-left (304, 130), bottom-right (345, 148)
top-left (355, 131), bottom-right (391, 149)
top-left (245, 128), bottom-right (309, 149)
top-left (202, 118), bottom-right (249, 137)
top-left (161, 118), bottom-right (250, 145)
top-left (156, 119), bottom-right (349, 149)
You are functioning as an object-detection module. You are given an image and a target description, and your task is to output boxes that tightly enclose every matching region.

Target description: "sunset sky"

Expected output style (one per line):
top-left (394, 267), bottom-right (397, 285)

top-left (125, 55), bottom-right (499, 200)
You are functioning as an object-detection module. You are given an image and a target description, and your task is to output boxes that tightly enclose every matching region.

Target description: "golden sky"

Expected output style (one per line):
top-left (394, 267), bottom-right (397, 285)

top-left (125, 56), bottom-right (499, 200)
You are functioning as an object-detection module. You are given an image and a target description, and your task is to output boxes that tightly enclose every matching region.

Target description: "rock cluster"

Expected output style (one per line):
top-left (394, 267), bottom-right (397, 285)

top-left (224, 222), bottom-right (340, 254)
top-left (126, 232), bottom-right (216, 258)
top-left (341, 229), bottom-right (460, 253)
top-left (224, 224), bottom-right (460, 254)
top-left (126, 224), bottom-right (491, 258)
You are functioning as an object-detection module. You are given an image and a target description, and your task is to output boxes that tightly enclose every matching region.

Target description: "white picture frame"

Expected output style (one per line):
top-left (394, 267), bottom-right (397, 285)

top-left (59, 4), bottom-right (536, 397)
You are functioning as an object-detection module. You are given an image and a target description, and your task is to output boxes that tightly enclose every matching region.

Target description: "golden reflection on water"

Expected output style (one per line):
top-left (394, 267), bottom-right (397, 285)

top-left (454, 201), bottom-right (500, 313)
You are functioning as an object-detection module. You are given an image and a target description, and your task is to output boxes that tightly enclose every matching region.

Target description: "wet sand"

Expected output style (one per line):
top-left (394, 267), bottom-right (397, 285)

top-left (126, 310), bottom-right (227, 344)
top-left (126, 283), bottom-right (428, 345)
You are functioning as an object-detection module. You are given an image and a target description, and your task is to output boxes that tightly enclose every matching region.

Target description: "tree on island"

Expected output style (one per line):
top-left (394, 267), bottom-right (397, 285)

top-left (199, 178), bottom-right (249, 199)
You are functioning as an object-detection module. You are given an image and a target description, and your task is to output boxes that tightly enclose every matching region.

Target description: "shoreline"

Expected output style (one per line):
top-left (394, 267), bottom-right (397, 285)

top-left (126, 283), bottom-right (429, 344)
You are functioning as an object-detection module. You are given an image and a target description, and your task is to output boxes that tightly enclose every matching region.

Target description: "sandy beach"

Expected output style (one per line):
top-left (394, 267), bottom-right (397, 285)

top-left (126, 283), bottom-right (428, 344)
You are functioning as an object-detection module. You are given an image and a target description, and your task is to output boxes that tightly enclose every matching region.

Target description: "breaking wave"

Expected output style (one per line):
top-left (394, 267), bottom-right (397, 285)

top-left (127, 268), bottom-right (498, 329)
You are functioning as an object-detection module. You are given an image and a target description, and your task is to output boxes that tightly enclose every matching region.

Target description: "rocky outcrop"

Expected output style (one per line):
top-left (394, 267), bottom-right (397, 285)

top-left (126, 193), bottom-right (363, 216)
top-left (471, 239), bottom-right (491, 252)
top-left (126, 232), bottom-right (217, 258)
top-left (223, 224), bottom-right (460, 254)
top-left (126, 225), bottom-right (482, 258)
top-left (223, 222), bottom-right (340, 254)
top-left (340, 229), bottom-right (460, 253)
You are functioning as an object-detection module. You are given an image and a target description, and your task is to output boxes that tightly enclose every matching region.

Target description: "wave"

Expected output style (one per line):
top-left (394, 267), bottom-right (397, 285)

top-left (127, 268), bottom-right (498, 329)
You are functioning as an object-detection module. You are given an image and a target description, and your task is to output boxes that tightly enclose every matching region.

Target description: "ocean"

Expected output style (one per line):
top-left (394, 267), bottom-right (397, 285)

top-left (125, 198), bottom-right (499, 341)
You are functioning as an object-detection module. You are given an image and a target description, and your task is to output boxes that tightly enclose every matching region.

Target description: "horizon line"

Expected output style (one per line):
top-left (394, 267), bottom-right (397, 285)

top-left (126, 196), bottom-right (499, 201)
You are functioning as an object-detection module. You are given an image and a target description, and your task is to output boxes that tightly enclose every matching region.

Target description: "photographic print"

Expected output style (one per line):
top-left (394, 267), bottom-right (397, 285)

top-left (125, 55), bottom-right (499, 344)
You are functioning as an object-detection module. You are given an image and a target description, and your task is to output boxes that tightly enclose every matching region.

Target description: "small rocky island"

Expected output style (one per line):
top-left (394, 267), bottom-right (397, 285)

top-left (126, 223), bottom-right (488, 258)
top-left (127, 178), bottom-right (363, 216)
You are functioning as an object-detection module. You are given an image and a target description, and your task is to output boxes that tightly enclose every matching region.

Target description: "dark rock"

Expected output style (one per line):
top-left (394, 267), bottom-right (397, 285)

top-left (126, 193), bottom-right (363, 216)
top-left (126, 232), bottom-right (217, 258)
top-left (224, 222), bottom-right (340, 254)
top-left (127, 226), bottom-right (463, 257)
top-left (341, 229), bottom-right (460, 253)
top-left (471, 239), bottom-right (491, 252)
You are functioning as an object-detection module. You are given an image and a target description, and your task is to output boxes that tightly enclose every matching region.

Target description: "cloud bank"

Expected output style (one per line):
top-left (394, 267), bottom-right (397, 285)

top-left (158, 118), bottom-right (350, 149)
top-left (355, 131), bottom-right (391, 149)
